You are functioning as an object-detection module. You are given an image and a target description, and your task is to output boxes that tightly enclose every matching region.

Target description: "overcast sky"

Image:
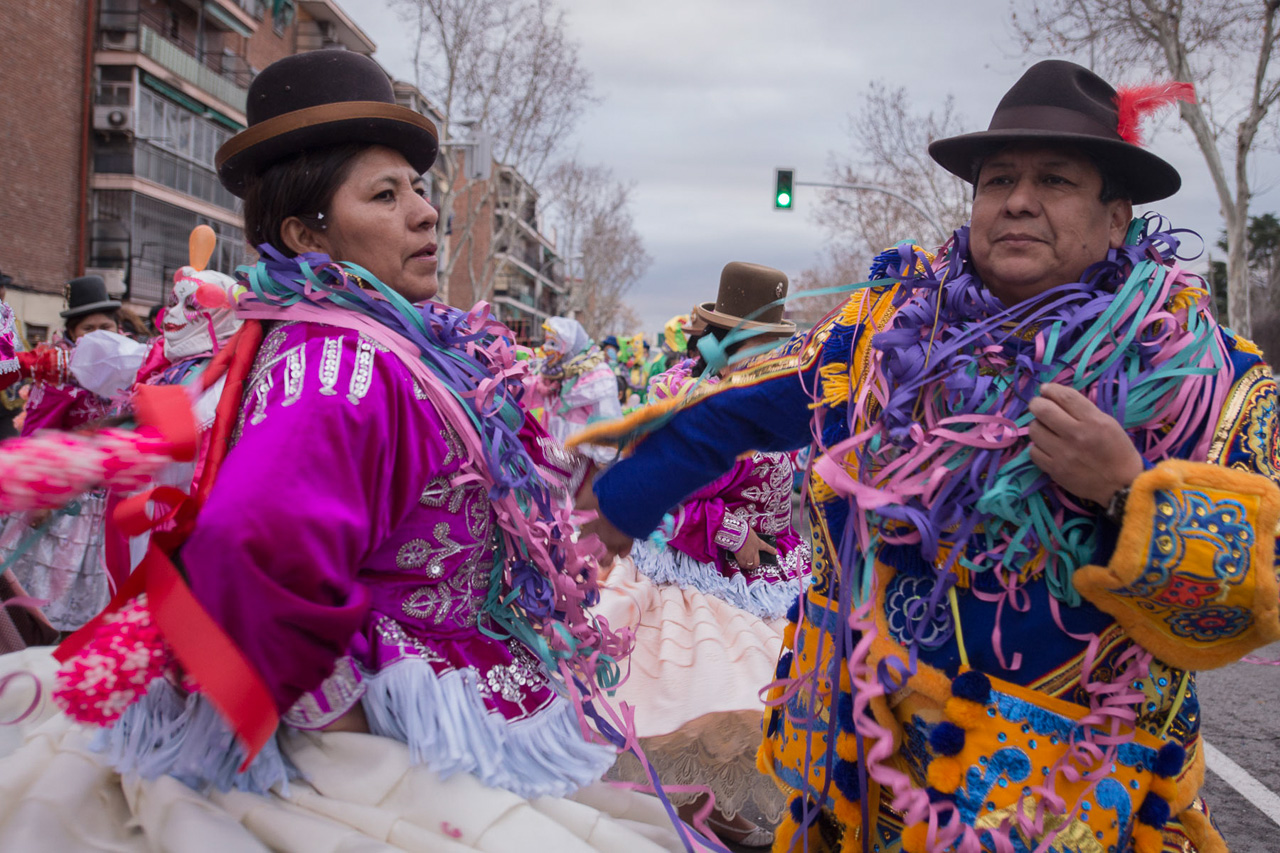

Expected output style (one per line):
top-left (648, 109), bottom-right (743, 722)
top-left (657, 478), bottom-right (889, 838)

top-left (344, 0), bottom-right (1279, 336)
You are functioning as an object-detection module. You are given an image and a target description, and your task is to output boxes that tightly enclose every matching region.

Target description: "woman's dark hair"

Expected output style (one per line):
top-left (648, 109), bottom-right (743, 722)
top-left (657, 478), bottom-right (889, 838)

top-left (66, 309), bottom-right (120, 340)
top-left (688, 325), bottom-right (785, 377)
top-left (241, 143), bottom-right (368, 257)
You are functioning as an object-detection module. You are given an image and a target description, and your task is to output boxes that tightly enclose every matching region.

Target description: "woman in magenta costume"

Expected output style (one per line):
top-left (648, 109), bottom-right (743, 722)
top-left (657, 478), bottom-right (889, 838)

top-left (0, 51), bottom-right (682, 852)
top-left (594, 263), bottom-right (811, 848)
top-left (0, 278), bottom-right (120, 633)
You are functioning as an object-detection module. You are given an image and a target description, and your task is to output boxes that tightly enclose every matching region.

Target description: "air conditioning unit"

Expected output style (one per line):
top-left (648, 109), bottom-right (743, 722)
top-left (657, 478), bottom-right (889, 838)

top-left (100, 29), bottom-right (137, 51)
top-left (93, 105), bottom-right (134, 134)
top-left (85, 267), bottom-right (127, 297)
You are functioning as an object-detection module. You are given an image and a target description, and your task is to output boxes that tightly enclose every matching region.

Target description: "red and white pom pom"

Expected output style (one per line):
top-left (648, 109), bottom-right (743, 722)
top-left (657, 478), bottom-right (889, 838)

top-left (52, 594), bottom-right (174, 726)
top-left (0, 428), bottom-right (175, 513)
top-left (1115, 82), bottom-right (1196, 145)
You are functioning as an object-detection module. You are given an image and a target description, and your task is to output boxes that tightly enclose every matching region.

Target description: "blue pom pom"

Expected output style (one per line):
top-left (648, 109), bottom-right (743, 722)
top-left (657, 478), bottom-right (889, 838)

top-left (1137, 793), bottom-right (1171, 827)
top-left (789, 796), bottom-right (812, 824)
top-left (833, 758), bottom-right (862, 802)
top-left (952, 671), bottom-right (991, 705)
top-left (1155, 742), bottom-right (1185, 778)
top-left (868, 247), bottom-right (902, 281)
top-left (786, 597), bottom-right (801, 624)
top-left (926, 787), bottom-right (954, 804)
top-left (837, 692), bottom-right (856, 732)
top-left (766, 708), bottom-right (781, 738)
top-left (775, 651), bottom-right (793, 681)
top-left (928, 721), bottom-right (966, 756)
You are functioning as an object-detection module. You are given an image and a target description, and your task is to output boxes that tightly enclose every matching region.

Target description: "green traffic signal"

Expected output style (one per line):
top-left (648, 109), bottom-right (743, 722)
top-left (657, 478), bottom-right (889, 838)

top-left (774, 168), bottom-right (794, 210)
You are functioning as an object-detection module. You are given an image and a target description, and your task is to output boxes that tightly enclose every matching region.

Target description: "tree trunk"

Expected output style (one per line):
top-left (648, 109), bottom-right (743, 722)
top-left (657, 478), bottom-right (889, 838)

top-left (1225, 207), bottom-right (1251, 335)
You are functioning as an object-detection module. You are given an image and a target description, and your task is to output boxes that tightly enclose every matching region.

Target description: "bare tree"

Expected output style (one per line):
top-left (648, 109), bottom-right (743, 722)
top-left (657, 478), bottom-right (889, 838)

top-left (391, 0), bottom-right (596, 304)
top-left (1009, 0), bottom-right (1280, 335)
top-left (803, 81), bottom-right (972, 316)
top-left (544, 159), bottom-right (651, 340)
top-left (788, 246), bottom-right (870, 328)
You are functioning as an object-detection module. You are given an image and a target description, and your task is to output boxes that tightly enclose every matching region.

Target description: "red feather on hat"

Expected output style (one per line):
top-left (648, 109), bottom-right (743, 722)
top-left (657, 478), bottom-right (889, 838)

top-left (1114, 81), bottom-right (1196, 145)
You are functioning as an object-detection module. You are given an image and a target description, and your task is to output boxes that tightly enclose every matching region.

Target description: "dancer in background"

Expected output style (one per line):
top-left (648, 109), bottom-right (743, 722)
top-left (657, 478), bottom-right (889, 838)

top-left (596, 263), bottom-right (810, 848)
top-left (0, 276), bottom-right (120, 633)
top-left (532, 316), bottom-right (622, 468)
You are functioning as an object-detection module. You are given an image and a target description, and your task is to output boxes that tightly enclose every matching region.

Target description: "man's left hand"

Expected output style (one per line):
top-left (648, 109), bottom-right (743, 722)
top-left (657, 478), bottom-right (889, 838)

top-left (1027, 382), bottom-right (1144, 506)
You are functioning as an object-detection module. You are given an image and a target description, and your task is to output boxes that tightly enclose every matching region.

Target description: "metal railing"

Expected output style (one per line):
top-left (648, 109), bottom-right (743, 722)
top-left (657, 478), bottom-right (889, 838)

top-left (98, 7), bottom-right (252, 111)
top-left (95, 140), bottom-right (240, 213)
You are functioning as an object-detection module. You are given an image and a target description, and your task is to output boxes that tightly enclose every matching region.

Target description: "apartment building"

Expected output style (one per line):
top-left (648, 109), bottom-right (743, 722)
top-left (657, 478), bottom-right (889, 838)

top-left (0, 0), bottom-right (376, 338)
top-left (447, 163), bottom-right (567, 345)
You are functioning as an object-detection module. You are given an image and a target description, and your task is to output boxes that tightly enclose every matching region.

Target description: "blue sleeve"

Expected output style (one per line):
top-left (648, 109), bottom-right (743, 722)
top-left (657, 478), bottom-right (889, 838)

top-left (594, 366), bottom-right (813, 538)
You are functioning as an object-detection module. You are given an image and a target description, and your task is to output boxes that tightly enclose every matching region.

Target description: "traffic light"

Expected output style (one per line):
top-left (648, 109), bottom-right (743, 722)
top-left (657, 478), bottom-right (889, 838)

top-left (774, 168), bottom-right (794, 210)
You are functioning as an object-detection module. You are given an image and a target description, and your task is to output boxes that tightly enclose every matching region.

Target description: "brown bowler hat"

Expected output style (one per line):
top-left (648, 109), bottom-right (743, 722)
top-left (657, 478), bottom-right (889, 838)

top-left (216, 50), bottom-right (439, 198)
top-left (929, 60), bottom-right (1185, 204)
top-left (690, 262), bottom-right (796, 337)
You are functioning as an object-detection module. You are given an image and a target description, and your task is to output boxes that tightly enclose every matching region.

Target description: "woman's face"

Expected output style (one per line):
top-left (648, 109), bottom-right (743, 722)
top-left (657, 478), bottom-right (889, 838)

top-left (68, 312), bottom-right (119, 342)
top-left (287, 146), bottom-right (440, 303)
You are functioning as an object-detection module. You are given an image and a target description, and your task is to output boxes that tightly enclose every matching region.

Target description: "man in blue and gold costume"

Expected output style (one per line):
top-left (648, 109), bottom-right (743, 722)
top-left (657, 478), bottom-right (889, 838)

top-left (574, 61), bottom-right (1278, 853)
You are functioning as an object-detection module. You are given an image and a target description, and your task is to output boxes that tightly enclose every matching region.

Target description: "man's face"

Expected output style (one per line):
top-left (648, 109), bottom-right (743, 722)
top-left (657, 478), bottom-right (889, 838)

top-left (969, 146), bottom-right (1132, 306)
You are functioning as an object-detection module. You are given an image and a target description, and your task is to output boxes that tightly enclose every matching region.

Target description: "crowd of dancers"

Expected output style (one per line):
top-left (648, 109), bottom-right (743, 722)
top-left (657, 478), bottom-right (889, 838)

top-left (0, 49), bottom-right (1271, 853)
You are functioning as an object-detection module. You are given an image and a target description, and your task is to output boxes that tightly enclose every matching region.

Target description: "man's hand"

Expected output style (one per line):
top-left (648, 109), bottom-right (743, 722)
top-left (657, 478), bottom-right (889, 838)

top-left (1027, 382), bottom-right (1144, 506)
top-left (580, 514), bottom-right (634, 567)
top-left (733, 528), bottom-right (777, 571)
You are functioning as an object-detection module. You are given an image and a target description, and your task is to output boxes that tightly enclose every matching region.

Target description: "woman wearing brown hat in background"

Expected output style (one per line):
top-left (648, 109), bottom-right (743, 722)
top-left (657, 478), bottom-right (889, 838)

top-left (0, 275), bottom-right (122, 638)
top-left (0, 50), bottom-right (682, 851)
top-left (591, 263), bottom-right (812, 848)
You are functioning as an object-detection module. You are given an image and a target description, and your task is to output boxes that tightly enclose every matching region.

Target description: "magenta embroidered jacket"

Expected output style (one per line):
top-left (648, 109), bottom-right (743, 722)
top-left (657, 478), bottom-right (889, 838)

top-left (178, 320), bottom-right (609, 796)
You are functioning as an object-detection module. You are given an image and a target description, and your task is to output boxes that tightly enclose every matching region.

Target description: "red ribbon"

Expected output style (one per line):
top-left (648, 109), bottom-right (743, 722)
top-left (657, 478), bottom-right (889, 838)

top-left (56, 322), bottom-right (278, 769)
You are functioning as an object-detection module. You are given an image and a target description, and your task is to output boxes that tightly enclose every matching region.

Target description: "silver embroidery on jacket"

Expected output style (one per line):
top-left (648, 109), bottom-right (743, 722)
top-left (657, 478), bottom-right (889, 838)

top-left (248, 373), bottom-right (273, 426)
top-left (281, 345), bottom-right (306, 407)
top-left (281, 655), bottom-right (365, 730)
top-left (420, 476), bottom-right (465, 512)
top-left (441, 424), bottom-right (465, 466)
top-left (396, 522), bottom-right (463, 578)
top-left (318, 337), bottom-right (342, 396)
top-left (347, 338), bottom-right (375, 404)
top-left (713, 511), bottom-right (750, 551)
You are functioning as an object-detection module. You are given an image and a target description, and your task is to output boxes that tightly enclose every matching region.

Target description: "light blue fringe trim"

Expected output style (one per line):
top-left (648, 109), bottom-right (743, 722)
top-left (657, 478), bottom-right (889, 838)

top-left (629, 538), bottom-right (811, 621)
top-left (361, 656), bottom-right (616, 799)
top-left (93, 678), bottom-right (294, 795)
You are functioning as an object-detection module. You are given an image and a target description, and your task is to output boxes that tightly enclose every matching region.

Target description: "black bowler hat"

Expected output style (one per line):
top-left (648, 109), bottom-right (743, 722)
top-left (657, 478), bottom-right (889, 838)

top-left (929, 60), bottom-right (1190, 204)
top-left (215, 50), bottom-right (439, 198)
top-left (61, 276), bottom-right (121, 320)
top-left (688, 262), bottom-right (796, 338)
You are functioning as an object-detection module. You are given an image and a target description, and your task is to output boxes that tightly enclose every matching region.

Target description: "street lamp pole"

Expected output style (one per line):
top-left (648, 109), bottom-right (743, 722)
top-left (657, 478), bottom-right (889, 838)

top-left (791, 178), bottom-right (951, 246)
top-left (565, 252), bottom-right (584, 321)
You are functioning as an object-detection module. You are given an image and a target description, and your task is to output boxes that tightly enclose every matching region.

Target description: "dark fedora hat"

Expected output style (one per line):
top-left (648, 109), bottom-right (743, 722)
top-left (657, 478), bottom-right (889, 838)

top-left (929, 60), bottom-right (1184, 204)
top-left (690, 262), bottom-right (796, 337)
top-left (61, 275), bottom-right (121, 320)
top-left (216, 50), bottom-right (439, 198)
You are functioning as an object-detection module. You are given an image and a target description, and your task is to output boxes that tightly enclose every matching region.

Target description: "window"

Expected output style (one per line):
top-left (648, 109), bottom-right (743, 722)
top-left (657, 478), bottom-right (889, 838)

top-left (95, 66), bottom-right (132, 106)
top-left (136, 88), bottom-right (233, 170)
top-left (131, 89), bottom-right (240, 210)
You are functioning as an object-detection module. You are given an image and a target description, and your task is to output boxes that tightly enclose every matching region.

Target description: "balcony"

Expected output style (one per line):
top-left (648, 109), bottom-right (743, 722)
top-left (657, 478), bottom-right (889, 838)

top-left (95, 140), bottom-right (240, 213)
top-left (99, 7), bottom-right (252, 112)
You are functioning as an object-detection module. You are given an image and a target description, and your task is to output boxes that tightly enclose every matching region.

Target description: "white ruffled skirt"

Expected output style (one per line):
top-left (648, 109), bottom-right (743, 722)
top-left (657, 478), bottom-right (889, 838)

top-left (594, 557), bottom-right (788, 824)
top-left (0, 493), bottom-right (109, 632)
top-left (0, 649), bottom-right (688, 852)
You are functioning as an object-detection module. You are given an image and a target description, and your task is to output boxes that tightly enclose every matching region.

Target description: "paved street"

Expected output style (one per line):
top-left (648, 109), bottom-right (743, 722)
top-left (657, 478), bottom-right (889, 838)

top-left (1196, 641), bottom-right (1280, 852)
